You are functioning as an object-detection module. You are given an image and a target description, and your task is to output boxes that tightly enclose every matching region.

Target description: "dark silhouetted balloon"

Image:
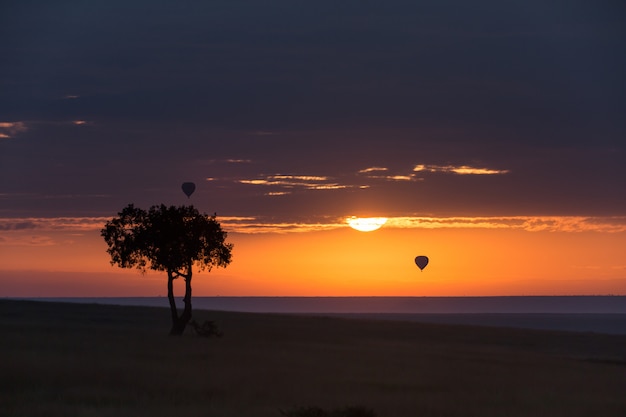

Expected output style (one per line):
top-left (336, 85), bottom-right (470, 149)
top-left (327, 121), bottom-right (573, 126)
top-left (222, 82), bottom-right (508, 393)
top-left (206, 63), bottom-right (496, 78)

top-left (181, 182), bottom-right (196, 198)
top-left (414, 256), bottom-right (429, 271)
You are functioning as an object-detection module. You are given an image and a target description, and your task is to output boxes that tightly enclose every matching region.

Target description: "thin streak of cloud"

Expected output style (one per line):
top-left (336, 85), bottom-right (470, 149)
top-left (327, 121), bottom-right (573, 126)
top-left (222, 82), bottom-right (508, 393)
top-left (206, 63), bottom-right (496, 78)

top-left (0, 121), bottom-right (28, 138)
top-left (385, 216), bottom-right (626, 233)
top-left (453, 166), bottom-right (510, 175)
top-left (240, 180), bottom-right (350, 190)
top-left (377, 175), bottom-right (416, 181)
top-left (413, 164), bottom-right (510, 175)
top-left (239, 179), bottom-right (269, 185)
top-left (219, 215), bottom-right (626, 234)
top-left (237, 174), bottom-right (350, 190)
top-left (271, 175), bottom-right (328, 181)
top-left (309, 184), bottom-right (349, 190)
top-left (358, 167), bottom-right (388, 173)
top-left (220, 218), bottom-right (345, 234)
top-left (387, 175), bottom-right (412, 181)
top-left (361, 174), bottom-right (419, 181)
top-left (0, 217), bottom-right (110, 232)
top-left (358, 167), bottom-right (422, 182)
top-left (0, 120), bottom-right (93, 137)
top-left (0, 122), bottom-right (26, 129)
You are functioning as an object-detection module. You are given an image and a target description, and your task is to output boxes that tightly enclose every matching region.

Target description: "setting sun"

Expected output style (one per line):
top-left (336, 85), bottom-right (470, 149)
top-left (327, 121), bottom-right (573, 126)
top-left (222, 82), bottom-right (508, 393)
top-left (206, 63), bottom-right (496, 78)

top-left (346, 216), bottom-right (388, 232)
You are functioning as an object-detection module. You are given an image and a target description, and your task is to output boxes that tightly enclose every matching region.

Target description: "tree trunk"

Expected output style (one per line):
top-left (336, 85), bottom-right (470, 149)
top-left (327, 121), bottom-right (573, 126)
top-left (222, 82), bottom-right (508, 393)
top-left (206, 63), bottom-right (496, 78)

top-left (179, 264), bottom-right (193, 331)
top-left (167, 271), bottom-right (182, 335)
top-left (167, 266), bottom-right (193, 336)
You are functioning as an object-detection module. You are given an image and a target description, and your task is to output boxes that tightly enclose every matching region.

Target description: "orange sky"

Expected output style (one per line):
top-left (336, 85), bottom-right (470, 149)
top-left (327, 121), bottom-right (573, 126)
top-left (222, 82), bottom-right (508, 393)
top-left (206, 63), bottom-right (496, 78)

top-left (2, 217), bottom-right (625, 297)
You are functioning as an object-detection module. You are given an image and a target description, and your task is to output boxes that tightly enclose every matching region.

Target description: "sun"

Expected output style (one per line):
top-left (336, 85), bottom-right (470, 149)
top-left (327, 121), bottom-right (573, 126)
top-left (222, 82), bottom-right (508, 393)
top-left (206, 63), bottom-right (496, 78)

top-left (346, 216), bottom-right (388, 232)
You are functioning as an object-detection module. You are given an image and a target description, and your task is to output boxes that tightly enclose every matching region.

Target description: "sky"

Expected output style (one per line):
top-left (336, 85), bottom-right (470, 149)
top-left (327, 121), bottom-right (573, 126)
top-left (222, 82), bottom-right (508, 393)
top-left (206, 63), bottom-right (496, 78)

top-left (1, 0), bottom-right (625, 297)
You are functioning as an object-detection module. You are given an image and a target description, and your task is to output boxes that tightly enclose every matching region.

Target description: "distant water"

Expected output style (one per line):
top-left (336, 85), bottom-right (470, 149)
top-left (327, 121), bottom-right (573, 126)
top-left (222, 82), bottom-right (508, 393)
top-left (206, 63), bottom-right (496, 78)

top-left (17, 296), bottom-right (626, 335)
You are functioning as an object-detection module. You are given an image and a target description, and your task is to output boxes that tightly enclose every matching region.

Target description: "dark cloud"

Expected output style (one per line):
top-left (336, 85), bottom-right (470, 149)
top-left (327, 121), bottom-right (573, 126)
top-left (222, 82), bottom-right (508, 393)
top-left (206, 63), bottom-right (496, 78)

top-left (1, 0), bottom-right (624, 219)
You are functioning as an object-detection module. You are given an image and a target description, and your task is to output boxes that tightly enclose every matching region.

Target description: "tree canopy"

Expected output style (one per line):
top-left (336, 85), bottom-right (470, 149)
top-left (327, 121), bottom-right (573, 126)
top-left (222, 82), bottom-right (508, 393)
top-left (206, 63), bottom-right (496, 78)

top-left (102, 204), bottom-right (232, 274)
top-left (101, 204), bottom-right (233, 334)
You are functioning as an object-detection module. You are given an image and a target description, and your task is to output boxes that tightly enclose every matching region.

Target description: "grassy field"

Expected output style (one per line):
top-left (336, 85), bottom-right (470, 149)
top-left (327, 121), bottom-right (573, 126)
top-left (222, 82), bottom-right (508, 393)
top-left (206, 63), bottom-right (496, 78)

top-left (1, 299), bottom-right (625, 417)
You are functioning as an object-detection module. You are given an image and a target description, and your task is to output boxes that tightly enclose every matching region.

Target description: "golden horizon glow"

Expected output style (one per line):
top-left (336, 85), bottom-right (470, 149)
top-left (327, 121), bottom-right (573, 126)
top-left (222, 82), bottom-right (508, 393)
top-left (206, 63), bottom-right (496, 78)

top-left (2, 225), bottom-right (626, 296)
top-left (2, 215), bottom-right (626, 236)
top-left (346, 216), bottom-right (388, 232)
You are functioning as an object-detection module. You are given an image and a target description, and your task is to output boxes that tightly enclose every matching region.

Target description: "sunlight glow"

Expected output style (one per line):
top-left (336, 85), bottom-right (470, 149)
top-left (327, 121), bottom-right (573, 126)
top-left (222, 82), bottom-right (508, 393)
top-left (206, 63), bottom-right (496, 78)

top-left (346, 216), bottom-right (388, 232)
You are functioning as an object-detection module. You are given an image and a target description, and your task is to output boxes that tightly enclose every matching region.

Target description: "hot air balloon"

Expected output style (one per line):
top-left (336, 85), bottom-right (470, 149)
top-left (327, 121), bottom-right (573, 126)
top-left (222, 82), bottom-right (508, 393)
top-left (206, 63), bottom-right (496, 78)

top-left (181, 182), bottom-right (196, 198)
top-left (414, 256), bottom-right (429, 271)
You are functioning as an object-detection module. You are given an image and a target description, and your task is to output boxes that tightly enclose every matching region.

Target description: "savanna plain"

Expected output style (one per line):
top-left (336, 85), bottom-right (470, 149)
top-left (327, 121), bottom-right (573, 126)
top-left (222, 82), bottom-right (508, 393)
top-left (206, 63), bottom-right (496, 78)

top-left (1, 299), bottom-right (625, 417)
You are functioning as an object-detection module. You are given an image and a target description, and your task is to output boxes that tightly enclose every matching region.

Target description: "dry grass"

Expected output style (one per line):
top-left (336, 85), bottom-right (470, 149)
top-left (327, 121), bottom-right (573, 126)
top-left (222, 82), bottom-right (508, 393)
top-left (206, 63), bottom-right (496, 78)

top-left (1, 299), bottom-right (625, 417)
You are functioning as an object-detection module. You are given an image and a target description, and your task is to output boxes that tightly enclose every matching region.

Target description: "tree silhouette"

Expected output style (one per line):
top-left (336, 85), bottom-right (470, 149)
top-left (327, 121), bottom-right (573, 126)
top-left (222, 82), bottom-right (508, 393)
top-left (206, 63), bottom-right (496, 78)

top-left (101, 204), bottom-right (233, 335)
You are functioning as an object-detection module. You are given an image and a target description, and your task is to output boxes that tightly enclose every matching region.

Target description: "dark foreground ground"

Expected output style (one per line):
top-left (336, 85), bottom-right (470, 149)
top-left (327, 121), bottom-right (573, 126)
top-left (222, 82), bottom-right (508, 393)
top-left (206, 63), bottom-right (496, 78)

top-left (1, 299), bottom-right (625, 417)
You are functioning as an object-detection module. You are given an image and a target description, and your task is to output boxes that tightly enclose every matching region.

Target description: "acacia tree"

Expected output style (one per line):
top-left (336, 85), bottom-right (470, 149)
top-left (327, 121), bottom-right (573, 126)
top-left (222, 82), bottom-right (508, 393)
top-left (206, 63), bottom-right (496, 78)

top-left (101, 204), bottom-right (233, 335)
